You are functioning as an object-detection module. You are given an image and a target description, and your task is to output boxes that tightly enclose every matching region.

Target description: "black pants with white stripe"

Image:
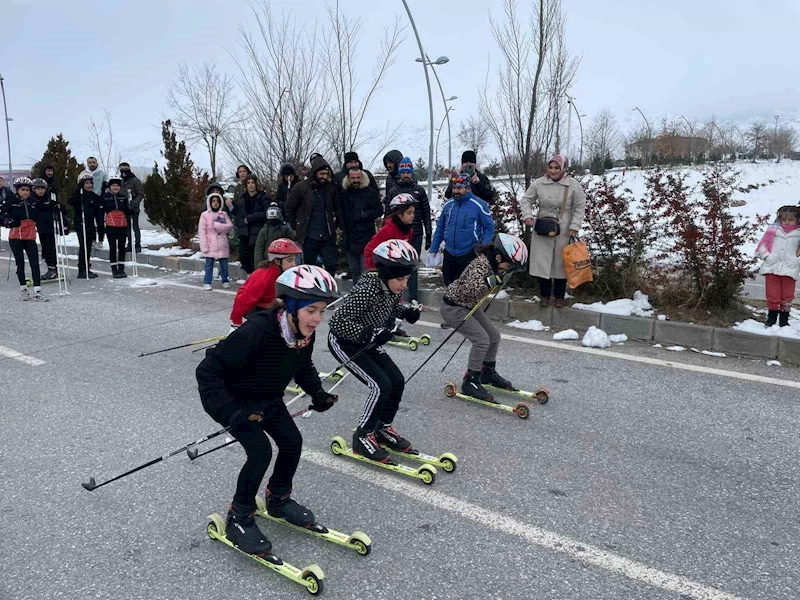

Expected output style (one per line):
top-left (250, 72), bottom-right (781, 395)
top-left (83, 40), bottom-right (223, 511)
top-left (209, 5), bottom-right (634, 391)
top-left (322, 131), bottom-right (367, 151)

top-left (328, 333), bottom-right (405, 431)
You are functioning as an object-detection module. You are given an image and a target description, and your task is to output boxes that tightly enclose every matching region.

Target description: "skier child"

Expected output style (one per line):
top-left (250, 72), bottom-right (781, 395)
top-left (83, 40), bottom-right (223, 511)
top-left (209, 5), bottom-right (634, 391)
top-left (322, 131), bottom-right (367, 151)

top-left (440, 233), bottom-right (529, 401)
top-left (253, 202), bottom-right (295, 264)
top-left (199, 191), bottom-right (234, 290)
top-left (99, 174), bottom-right (133, 278)
top-left (31, 178), bottom-right (59, 281)
top-left (68, 172), bottom-right (100, 279)
top-left (328, 239), bottom-right (422, 463)
top-left (756, 204), bottom-right (800, 327)
top-left (230, 238), bottom-right (303, 331)
top-left (0, 177), bottom-right (48, 301)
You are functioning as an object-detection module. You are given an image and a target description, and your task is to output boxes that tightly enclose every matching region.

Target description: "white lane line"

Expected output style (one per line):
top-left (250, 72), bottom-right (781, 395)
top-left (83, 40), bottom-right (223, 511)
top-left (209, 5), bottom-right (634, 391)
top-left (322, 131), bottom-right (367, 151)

top-left (0, 345), bottom-right (46, 366)
top-left (304, 450), bottom-right (744, 600)
top-left (416, 320), bottom-right (800, 390)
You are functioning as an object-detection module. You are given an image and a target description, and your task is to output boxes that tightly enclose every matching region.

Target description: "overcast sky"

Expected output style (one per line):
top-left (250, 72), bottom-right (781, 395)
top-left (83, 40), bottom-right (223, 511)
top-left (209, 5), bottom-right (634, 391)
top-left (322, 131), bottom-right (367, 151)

top-left (2, 0), bottom-right (798, 174)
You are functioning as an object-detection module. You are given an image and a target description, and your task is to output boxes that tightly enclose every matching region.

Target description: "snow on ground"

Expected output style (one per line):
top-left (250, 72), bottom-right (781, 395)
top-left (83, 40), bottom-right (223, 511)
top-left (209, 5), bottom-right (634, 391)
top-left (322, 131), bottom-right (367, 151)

top-left (573, 291), bottom-right (654, 318)
top-left (489, 289), bottom-right (509, 300)
top-left (553, 329), bottom-right (579, 341)
top-left (129, 278), bottom-right (158, 287)
top-left (2, 227), bottom-right (179, 248)
top-left (691, 348), bottom-right (727, 358)
top-left (582, 326), bottom-right (610, 348)
top-left (508, 319), bottom-right (549, 331)
top-left (666, 346), bottom-right (686, 352)
top-left (732, 319), bottom-right (800, 339)
top-left (140, 247), bottom-right (192, 257)
top-left (767, 360), bottom-right (782, 367)
top-left (608, 334), bottom-right (628, 343)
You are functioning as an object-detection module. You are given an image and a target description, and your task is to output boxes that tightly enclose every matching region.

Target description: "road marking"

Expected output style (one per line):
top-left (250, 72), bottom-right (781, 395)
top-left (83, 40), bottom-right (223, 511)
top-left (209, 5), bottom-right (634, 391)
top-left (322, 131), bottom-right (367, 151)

top-left (0, 345), bottom-right (46, 366)
top-left (303, 450), bottom-right (744, 600)
top-left (416, 320), bottom-right (800, 390)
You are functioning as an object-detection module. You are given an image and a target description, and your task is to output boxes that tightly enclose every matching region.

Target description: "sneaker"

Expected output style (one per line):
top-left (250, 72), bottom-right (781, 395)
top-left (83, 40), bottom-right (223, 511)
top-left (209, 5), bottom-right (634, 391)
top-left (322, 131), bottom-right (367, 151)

top-left (375, 424), bottom-right (413, 453)
top-left (352, 428), bottom-right (393, 463)
top-left (203, 284), bottom-right (213, 291)
top-left (32, 290), bottom-right (49, 302)
top-left (21, 288), bottom-right (31, 301)
top-left (226, 502), bottom-right (272, 555)
top-left (265, 490), bottom-right (315, 528)
top-left (222, 282), bottom-right (231, 289)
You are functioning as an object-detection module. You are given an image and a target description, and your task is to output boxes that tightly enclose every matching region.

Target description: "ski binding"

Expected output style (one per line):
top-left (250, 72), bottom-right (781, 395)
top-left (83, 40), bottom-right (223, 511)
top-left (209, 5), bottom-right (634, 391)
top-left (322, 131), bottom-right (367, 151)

top-left (443, 382), bottom-right (531, 420)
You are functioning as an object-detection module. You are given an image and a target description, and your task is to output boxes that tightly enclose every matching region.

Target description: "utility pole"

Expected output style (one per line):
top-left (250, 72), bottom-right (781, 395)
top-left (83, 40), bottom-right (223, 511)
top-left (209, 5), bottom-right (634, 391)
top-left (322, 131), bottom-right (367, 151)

top-left (0, 74), bottom-right (12, 181)
top-left (774, 115), bottom-right (780, 162)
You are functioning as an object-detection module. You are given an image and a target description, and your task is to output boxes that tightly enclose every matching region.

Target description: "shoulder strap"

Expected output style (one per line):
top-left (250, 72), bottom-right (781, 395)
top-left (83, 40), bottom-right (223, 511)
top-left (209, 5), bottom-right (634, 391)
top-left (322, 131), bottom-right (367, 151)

top-left (559, 181), bottom-right (570, 218)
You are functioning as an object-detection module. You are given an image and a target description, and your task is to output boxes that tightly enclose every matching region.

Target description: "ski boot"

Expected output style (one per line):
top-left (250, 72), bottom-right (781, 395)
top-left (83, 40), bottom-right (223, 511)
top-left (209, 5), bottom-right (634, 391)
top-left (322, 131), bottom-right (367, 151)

top-left (461, 369), bottom-right (496, 402)
top-left (266, 489), bottom-right (315, 528)
top-left (352, 427), bottom-right (392, 463)
top-left (375, 423), bottom-right (413, 453)
top-left (41, 268), bottom-right (58, 281)
top-left (225, 501), bottom-right (272, 555)
top-left (31, 289), bottom-right (49, 302)
top-left (118, 266), bottom-right (127, 278)
top-left (112, 266), bottom-right (124, 279)
top-left (480, 361), bottom-right (514, 390)
top-left (765, 310), bottom-right (778, 327)
top-left (779, 311), bottom-right (790, 328)
top-left (20, 288), bottom-right (31, 301)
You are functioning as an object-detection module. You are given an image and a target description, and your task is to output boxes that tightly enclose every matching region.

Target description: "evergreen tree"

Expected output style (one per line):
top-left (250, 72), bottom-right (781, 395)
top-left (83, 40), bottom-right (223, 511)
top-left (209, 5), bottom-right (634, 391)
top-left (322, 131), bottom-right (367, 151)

top-left (143, 120), bottom-right (209, 247)
top-left (30, 134), bottom-right (84, 205)
top-left (414, 157), bottom-right (428, 181)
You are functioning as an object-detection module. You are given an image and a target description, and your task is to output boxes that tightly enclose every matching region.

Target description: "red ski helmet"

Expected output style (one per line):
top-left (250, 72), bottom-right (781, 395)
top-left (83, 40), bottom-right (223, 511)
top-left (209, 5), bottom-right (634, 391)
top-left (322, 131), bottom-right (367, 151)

top-left (268, 238), bottom-right (303, 261)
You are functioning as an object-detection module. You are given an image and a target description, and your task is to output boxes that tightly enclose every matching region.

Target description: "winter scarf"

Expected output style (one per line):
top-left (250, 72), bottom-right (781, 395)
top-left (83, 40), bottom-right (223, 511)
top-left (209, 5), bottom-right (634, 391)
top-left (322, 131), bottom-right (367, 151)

top-left (756, 222), bottom-right (800, 255)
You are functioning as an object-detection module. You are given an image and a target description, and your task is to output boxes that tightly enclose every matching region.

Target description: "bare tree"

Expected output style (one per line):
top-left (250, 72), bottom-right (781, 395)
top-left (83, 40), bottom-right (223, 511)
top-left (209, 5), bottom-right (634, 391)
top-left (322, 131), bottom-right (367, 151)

top-left (87, 109), bottom-right (121, 174)
top-left (322, 1), bottom-right (405, 170)
top-left (166, 61), bottom-right (245, 181)
top-left (456, 116), bottom-right (491, 159)
top-left (479, 0), bottom-right (578, 199)
top-left (624, 123), bottom-right (651, 163)
top-left (746, 122), bottom-right (768, 162)
top-left (769, 125), bottom-right (798, 162)
top-left (586, 108), bottom-right (621, 162)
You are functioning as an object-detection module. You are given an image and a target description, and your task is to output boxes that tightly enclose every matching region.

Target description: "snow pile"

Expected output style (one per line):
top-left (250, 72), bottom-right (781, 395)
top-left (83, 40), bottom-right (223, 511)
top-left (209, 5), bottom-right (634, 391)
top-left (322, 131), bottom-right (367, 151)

top-left (657, 315), bottom-right (668, 321)
top-left (767, 360), bottom-right (782, 367)
top-left (665, 346), bottom-right (686, 352)
top-left (489, 289), bottom-right (509, 300)
top-left (652, 343), bottom-right (663, 348)
top-left (508, 319), bottom-right (550, 331)
top-left (608, 334), bottom-right (628, 343)
top-left (130, 278), bottom-right (158, 287)
top-left (553, 329), bottom-right (579, 341)
top-left (572, 291), bottom-right (654, 318)
top-left (690, 348), bottom-right (726, 358)
top-left (140, 247), bottom-right (192, 257)
top-left (582, 326), bottom-right (611, 348)
top-left (732, 319), bottom-right (800, 339)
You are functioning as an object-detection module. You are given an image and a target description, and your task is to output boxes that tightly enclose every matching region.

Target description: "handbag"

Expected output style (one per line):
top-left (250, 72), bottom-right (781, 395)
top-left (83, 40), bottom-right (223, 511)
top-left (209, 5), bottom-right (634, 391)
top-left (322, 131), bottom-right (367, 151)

top-left (534, 184), bottom-right (570, 237)
top-left (562, 236), bottom-right (593, 288)
top-left (106, 209), bottom-right (128, 228)
top-left (10, 218), bottom-right (37, 241)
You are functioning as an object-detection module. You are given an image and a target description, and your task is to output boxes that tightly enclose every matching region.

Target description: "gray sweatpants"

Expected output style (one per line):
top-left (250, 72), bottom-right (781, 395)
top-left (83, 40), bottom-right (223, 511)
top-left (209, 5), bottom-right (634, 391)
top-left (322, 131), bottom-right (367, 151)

top-left (440, 303), bottom-right (501, 371)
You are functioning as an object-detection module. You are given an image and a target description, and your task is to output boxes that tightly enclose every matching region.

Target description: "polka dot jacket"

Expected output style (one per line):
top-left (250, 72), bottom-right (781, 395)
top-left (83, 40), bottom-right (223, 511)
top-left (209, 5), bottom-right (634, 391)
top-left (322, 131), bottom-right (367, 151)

top-left (328, 271), bottom-right (407, 344)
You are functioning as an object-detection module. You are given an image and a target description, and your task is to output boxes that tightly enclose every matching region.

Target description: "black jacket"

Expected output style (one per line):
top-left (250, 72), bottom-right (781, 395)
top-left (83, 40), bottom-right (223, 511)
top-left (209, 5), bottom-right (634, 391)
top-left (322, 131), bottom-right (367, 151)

top-left (334, 164), bottom-right (379, 193)
top-left (385, 178), bottom-right (432, 241)
top-left (68, 187), bottom-right (100, 225)
top-left (40, 166), bottom-right (60, 200)
top-left (340, 174), bottom-right (383, 254)
top-left (32, 191), bottom-right (59, 234)
top-left (275, 163), bottom-right (298, 213)
top-left (196, 309), bottom-right (325, 426)
top-left (232, 190), bottom-right (269, 239)
top-left (382, 149), bottom-right (403, 195)
top-left (99, 191), bottom-right (132, 225)
top-left (120, 173), bottom-right (145, 213)
top-left (286, 156), bottom-right (343, 244)
top-left (0, 193), bottom-right (39, 229)
top-left (445, 170), bottom-right (496, 205)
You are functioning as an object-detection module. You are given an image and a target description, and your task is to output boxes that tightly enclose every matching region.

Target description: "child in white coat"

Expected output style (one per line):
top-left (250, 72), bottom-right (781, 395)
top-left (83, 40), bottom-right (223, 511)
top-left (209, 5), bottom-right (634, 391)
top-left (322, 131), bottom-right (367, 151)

top-left (756, 205), bottom-right (800, 327)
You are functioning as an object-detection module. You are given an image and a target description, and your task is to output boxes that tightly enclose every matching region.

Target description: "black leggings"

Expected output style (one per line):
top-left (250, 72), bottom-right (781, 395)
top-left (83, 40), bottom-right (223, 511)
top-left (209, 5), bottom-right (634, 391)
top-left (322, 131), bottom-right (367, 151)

top-left (537, 277), bottom-right (567, 299)
top-left (229, 400), bottom-right (303, 507)
top-left (9, 239), bottom-right (40, 286)
top-left (442, 250), bottom-right (475, 285)
top-left (40, 232), bottom-right (56, 268)
top-left (106, 226), bottom-right (127, 266)
top-left (328, 333), bottom-right (405, 430)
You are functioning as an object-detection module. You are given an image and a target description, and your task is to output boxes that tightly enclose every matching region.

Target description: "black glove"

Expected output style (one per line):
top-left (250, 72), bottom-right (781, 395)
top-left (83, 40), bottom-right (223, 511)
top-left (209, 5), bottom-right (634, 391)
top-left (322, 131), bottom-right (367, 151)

top-left (403, 305), bottom-right (421, 324)
top-left (245, 213), bottom-right (254, 222)
top-left (424, 237), bottom-right (431, 250)
top-left (228, 407), bottom-right (263, 428)
top-left (372, 327), bottom-right (395, 347)
top-left (311, 390), bottom-right (338, 413)
top-left (358, 326), bottom-right (374, 345)
top-left (486, 274), bottom-right (502, 287)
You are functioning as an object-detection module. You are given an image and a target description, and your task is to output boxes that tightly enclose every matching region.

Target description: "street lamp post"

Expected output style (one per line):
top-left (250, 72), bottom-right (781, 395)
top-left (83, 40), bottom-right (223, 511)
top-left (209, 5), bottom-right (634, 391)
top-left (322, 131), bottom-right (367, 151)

top-left (632, 106), bottom-right (653, 166)
top-left (731, 123), bottom-right (746, 159)
top-left (435, 106), bottom-right (455, 171)
top-left (402, 0), bottom-right (436, 203)
top-left (564, 95), bottom-right (584, 167)
top-left (774, 115), bottom-right (780, 162)
top-left (0, 74), bottom-right (12, 182)
top-left (416, 56), bottom-right (456, 170)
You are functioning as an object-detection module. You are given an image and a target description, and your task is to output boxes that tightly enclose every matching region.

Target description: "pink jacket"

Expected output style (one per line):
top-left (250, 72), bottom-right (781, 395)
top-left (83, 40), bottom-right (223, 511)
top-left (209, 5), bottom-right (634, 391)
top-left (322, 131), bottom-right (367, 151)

top-left (198, 194), bottom-right (234, 259)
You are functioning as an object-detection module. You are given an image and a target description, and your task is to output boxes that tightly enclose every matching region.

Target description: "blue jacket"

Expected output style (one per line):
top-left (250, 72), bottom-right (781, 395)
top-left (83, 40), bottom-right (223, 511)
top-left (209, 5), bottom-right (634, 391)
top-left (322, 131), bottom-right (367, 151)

top-left (430, 192), bottom-right (494, 257)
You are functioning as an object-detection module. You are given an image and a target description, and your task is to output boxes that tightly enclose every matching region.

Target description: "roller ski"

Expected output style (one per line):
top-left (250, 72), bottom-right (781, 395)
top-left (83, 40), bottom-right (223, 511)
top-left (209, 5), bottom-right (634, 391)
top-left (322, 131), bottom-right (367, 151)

top-left (444, 371), bottom-right (531, 420)
top-left (387, 333), bottom-right (431, 352)
top-left (206, 503), bottom-right (324, 595)
top-left (480, 361), bottom-right (550, 405)
top-left (285, 368), bottom-right (345, 394)
top-left (254, 496), bottom-right (372, 556)
top-left (26, 273), bottom-right (64, 287)
top-left (330, 431), bottom-right (437, 485)
top-left (372, 424), bottom-right (458, 473)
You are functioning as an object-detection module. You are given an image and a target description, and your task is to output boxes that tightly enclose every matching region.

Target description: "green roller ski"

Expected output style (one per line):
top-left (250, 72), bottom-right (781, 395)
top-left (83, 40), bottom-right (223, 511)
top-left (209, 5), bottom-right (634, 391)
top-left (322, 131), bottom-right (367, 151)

top-left (330, 436), bottom-right (437, 485)
top-left (381, 446), bottom-right (458, 473)
top-left (254, 497), bottom-right (372, 555)
top-left (26, 276), bottom-right (64, 287)
top-left (443, 382), bottom-right (531, 420)
top-left (206, 513), bottom-right (325, 595)
top-left (483, 384), bottom-right (550, 405)
top-left (286, 369), bottom-right (345, 394)
top-left (387, 333), bottom-right (431, 352)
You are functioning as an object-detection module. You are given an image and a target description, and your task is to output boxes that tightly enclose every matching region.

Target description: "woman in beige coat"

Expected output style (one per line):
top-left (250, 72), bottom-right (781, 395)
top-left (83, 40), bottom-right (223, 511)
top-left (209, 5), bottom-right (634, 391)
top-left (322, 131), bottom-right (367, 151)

top-left (520, 154), bottom-right (586, 307)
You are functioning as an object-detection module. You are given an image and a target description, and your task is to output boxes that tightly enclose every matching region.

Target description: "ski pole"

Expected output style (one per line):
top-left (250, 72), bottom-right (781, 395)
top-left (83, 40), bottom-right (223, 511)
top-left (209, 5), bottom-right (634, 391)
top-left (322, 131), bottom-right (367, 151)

top-left (127, 190), bottom-right (139, 277)
top-left (191, 342), bottom-right (218, 354)
top-left (81, 190), bottom-right (90, 278)
top-left (138, 335), bottom-right (226, 357)
top-left (81, 426), bottom-right (230, 491)
top-left (405, 286), bottom-right (501, 384)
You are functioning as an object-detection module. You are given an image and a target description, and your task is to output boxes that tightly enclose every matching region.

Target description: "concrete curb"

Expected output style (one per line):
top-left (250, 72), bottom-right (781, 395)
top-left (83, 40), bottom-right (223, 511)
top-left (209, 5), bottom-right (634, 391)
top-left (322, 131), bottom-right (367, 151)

top-left (2, 239), bottom-right (797, 364)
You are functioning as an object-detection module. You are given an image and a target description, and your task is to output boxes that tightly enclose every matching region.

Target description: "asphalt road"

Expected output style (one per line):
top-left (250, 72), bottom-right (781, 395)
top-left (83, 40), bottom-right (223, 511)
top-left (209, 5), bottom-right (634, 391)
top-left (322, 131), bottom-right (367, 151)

top-left (1, 261), bottom-right (798, 600)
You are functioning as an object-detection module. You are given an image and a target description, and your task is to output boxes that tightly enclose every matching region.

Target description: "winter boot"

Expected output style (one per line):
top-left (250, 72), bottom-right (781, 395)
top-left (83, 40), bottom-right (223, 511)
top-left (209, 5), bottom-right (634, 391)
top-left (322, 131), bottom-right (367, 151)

top-left (779, 311), bottom-right (790, 328)
top-left (480, 361), bottom-right (514, 390)
top-left (375, 423), bottom-right (413, 453)
top-left (118, 265), bottom-right (127, 278)
top-left (88, 270), bottom-right (98, 279)
top-left (265, 489), bottom-right (315, 528)
top-left (352, 427), bottom-right (392, 463)
top-left (539, 297), bottom-right (552, 307)
top-left (765, 310), bottom-right (779, 327)
top-left (461, 369), bottom-right (495, 402)
top-left (225, 501), bottom-right (272, 555)
top-left (20, 287), bottom-right (31, 301)
top-left (31, 289), bottom-right (49, 302)
top-left (112, 265), bottom-right (123, 279)
top-left (41, 268), bottom-right (58, 281)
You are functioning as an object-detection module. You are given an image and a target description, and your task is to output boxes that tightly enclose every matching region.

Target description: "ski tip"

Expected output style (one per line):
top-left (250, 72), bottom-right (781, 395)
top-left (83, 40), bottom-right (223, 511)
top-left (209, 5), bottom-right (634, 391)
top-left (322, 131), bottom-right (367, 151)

top-left (81, 477), bottom-right (97, 491)
top-left (187, 448), bottom-right (199, 460)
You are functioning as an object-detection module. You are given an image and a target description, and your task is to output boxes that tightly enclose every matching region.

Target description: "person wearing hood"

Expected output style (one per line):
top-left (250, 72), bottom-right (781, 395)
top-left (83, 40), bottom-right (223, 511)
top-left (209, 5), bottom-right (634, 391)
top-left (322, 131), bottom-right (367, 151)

top-left (382, 149), bottom-right (403, 198)
top-left (333, 151), bottom-right (378, 193)
top-left (254, 202), bottom-right (295, 264)
top-left (231, 174), bottom-right (269, 275)
top-left (40, 164), bottom-right (60, 200)
top-left (385, 157), bottom-right (432, 306)
top-left (444, 150), bottom-right (496, 205)
top-left (119, 162), bottom-right (144, 254)
top-left (520, 154), bottom-right (586, 308)
top-left (285, 155), bottom-right (343, 275)
top-left (429, 172), bottom-right (495, 286)
top-left (340, 166), bottom-right (383, 283)
top-left (275, 163), bottom-right (298, 212)
top-left (199, 191), bottom-right (235, 290)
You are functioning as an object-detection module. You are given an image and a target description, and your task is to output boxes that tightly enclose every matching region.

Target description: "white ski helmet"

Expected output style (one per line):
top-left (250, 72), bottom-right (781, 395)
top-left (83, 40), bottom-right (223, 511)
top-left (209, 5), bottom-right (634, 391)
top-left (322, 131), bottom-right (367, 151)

top-left (275, 264), bottom-right (340, 302)
top-left (77, 171), bottom-right (94, 184)
top-left (494, 233), bottom-right (529, 271)
top-left (388, 193), bottom-right (418, 212)
top-left (372, 239), bottom-right (419, 267)
top-left (13, 176), bottom-right (33, 189)
top-left (107, 173), bottom-right (123, 186)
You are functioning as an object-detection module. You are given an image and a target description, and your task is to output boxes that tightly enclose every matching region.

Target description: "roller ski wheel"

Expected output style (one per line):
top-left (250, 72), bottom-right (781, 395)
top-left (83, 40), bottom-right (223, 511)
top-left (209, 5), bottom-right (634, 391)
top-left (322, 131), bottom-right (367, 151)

top-left (381, 446), bottom-right (458, 473)
top-left (483, 384), bottom-right (550, 405)
top-left (206, 513), bottom-right (325, 595)
top-left (255, 497), bottom-right (372, 556)
top-left (444, 382), bottom-right (532, 421)
top-left (388, 337), bottom-right (418, 351)
top-left (330, 436), bottom-right (437, 485)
